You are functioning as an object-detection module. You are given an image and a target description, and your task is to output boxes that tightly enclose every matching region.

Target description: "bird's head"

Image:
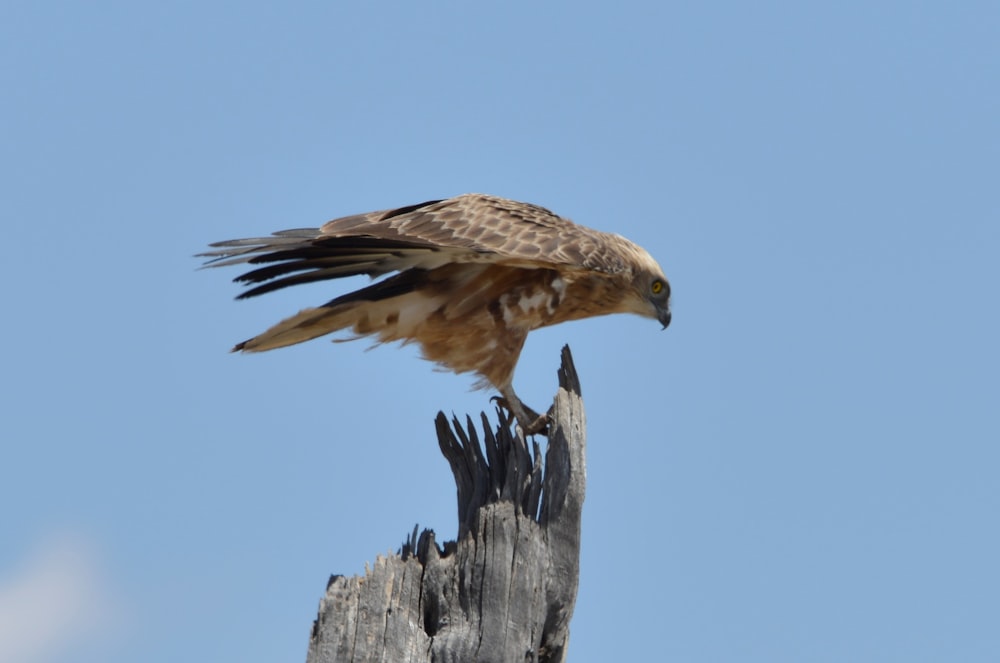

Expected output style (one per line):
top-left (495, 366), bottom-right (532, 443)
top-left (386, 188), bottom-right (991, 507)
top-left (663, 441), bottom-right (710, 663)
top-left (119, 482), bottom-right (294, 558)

top-left (640, 270), bottom-right (672, 329)
top-left (622, 240), bottom-right (672, 329)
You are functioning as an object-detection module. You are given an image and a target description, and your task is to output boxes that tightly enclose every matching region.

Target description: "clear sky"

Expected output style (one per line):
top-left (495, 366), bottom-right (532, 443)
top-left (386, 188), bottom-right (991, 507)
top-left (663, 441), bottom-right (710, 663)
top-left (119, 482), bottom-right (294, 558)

top-left (2, 2), bottom-right (998, 662)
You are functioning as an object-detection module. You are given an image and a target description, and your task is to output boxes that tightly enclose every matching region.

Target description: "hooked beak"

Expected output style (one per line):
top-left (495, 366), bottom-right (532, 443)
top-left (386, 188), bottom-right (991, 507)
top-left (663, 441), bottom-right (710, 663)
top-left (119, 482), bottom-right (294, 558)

top-left (658, 307), bottom-right (672, 330)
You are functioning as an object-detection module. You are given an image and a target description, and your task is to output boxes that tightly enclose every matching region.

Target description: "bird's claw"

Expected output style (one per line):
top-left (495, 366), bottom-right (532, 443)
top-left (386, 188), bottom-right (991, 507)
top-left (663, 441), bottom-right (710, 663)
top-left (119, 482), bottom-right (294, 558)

top-left (522, 412), bottom-right (550, 436)
top-left (491, 395), bottom-right (549, 436)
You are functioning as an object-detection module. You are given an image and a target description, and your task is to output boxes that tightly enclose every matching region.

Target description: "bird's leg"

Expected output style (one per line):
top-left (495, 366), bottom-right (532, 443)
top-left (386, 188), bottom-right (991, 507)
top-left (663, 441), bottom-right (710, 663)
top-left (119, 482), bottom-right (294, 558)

top-left (493, 385), bottom-right (549, 436)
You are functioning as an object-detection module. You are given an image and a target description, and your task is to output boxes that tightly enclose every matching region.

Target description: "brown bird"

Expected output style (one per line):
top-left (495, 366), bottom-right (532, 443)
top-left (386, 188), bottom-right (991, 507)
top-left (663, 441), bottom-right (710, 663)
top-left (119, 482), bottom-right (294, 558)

top-left (201, 193), bottom-right (671, 434)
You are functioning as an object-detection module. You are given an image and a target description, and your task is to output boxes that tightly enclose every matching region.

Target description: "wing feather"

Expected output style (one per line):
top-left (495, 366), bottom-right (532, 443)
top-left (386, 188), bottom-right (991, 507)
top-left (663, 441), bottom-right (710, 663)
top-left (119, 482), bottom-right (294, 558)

top-left (200, 193), bottom-right (646, 300)
top-left (317, 194), bottom-right (621, 271)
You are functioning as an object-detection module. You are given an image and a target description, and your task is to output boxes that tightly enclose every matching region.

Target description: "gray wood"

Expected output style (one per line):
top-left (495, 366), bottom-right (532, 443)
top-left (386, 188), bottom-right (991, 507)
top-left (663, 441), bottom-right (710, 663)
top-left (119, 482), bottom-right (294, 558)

top-left (306, 346), bottom-right (586, 663)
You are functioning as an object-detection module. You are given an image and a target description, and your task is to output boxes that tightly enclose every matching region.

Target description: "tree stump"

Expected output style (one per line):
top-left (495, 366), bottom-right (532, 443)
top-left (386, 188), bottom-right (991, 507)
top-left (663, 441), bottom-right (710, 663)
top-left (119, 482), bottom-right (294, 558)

top-left (306, 346), bottom-right (586, 663)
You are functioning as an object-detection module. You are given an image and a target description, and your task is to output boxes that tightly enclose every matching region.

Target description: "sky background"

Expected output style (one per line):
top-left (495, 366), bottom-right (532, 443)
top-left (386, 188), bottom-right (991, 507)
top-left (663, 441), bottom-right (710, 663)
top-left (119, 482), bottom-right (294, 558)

top-left (2, 2), bottom-right (998, 662)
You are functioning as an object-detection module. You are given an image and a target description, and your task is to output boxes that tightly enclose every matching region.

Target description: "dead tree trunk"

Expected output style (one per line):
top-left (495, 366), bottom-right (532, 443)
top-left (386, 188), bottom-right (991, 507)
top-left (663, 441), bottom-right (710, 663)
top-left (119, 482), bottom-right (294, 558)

top-left (306, 346), bottom-right (586, 663)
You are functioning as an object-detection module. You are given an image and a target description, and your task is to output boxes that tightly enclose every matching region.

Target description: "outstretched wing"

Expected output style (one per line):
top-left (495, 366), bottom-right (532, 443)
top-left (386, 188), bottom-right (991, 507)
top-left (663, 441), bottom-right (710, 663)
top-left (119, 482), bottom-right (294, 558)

top-left (199, 194), bottom-right (631, 300)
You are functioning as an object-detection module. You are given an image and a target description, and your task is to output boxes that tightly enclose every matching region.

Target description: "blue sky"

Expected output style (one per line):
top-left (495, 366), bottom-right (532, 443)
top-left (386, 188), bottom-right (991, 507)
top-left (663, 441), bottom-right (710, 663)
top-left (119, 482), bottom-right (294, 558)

top-left (2, 2), bottom-right (998, 661)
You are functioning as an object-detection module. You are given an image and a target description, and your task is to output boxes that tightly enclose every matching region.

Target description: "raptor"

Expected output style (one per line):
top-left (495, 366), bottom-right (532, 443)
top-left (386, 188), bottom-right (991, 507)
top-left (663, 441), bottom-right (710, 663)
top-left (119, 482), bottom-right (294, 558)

top-left (202, 193), bottom-right (671, 434)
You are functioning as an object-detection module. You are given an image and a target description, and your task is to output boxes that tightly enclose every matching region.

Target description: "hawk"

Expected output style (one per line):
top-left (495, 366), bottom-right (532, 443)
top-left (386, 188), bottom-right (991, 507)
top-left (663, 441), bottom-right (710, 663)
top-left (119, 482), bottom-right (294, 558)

top-left (202, 194), bottom-right (671, 434)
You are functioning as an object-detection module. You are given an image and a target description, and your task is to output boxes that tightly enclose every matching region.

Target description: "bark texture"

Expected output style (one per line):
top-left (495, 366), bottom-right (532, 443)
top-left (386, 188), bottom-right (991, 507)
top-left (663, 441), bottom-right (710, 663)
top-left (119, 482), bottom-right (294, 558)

top-left (306, 346), bottom-right (586, 663)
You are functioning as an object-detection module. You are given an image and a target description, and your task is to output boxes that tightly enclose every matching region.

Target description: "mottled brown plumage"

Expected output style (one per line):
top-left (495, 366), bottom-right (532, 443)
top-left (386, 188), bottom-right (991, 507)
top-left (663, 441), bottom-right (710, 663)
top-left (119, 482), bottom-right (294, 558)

top-left (201, 193), bottom-right (671, 434)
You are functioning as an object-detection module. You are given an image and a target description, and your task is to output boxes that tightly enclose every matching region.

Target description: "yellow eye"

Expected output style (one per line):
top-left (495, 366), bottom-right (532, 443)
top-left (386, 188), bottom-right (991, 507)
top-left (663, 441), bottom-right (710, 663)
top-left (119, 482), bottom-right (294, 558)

top-left (651, 280), bottom-right (664, 295)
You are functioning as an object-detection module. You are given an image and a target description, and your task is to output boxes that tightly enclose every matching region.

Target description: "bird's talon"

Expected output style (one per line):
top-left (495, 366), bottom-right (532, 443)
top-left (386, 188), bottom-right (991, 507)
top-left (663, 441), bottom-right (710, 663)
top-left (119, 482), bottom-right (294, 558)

top-left (491, 396), bottom-right (516, 427)
top-left (524, 413), bottom-right (550, 436)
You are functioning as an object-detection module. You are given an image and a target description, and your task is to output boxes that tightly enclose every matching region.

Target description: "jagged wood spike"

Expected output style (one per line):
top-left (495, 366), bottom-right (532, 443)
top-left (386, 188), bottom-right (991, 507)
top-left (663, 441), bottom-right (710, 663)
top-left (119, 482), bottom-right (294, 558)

top-left (307, 347), bottom-right (585, 663)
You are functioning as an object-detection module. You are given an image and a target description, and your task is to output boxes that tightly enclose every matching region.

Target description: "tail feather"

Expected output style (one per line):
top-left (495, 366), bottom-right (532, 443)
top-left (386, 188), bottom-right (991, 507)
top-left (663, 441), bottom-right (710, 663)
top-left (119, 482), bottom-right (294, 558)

top-left (233, 270), bottom-right (433, 353)
top-left (233, 306), bottom-right (358, 352)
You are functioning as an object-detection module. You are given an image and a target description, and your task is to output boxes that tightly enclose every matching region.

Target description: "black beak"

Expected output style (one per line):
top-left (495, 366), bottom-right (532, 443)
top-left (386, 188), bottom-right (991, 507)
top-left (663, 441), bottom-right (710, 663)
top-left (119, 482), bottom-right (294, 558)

top-left (659, 308), bottom-right (672, 330)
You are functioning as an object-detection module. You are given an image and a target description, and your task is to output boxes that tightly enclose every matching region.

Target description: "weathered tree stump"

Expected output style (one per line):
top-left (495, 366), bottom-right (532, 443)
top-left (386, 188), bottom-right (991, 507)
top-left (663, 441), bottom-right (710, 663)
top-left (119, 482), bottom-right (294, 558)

top-left (306, 346), bottom-right (586, 663)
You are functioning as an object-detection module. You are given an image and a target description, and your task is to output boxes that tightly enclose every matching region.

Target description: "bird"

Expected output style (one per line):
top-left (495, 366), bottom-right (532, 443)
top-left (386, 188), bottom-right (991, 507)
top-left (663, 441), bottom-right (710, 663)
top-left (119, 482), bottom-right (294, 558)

top-left (201, 193), bottom-right (671, 434)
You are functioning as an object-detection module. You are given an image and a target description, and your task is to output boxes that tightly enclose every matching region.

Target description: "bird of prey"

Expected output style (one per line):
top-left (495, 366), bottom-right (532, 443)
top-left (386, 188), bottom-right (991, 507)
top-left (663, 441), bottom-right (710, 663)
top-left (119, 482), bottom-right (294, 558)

top-left (201, 193), bottom-right (671, 434)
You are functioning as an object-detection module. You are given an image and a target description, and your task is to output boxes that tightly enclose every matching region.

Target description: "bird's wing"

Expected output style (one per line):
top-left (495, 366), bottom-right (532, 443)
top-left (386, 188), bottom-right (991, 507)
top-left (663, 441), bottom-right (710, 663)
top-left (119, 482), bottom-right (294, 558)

top-left (199, 193), bottom-right (632, 299)
top-left (316, 194), bottom-right (631, 271)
